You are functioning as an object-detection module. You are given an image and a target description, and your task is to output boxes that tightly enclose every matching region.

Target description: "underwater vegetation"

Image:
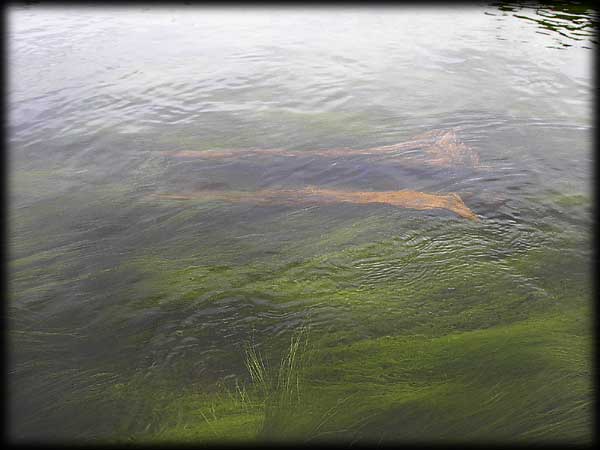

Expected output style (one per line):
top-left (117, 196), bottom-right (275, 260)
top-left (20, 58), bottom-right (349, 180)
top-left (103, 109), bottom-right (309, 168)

top-left (156, 129), bottom-right (480, 221)
top-left (8, 1), bottom-right (593, 443)
top-left (113, 293), bottom-right (591, 444)
top-left (163, 129), bottom-right (481, 169)
top-left (8, 126), bottom-right (592, 443)
top-left (92, 218), bottom-right (590, 445)
top-left (153, 188), bottom-right (478, 221)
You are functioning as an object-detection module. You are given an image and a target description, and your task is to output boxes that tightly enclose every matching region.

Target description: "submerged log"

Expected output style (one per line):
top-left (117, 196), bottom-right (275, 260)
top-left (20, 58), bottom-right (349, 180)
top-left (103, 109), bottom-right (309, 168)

top-left (162, 129), bottom-right (481, 169)
top-left (152, 187), bottom-right (479, 221)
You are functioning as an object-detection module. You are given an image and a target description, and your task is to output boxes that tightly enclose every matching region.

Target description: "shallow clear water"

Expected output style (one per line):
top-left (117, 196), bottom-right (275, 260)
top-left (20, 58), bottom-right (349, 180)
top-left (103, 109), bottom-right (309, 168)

top-left (8, 4), bottom-right (594, 443)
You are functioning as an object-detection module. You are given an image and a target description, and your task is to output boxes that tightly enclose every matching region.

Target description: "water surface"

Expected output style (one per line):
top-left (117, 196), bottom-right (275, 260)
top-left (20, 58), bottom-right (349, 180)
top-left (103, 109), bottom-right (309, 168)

top-left (8, 4), bottom-right (594, 444)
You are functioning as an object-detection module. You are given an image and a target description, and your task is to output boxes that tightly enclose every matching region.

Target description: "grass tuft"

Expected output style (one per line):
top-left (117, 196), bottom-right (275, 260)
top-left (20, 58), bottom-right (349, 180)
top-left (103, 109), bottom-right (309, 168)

top-left (243, 322), bottom-right (312, 439)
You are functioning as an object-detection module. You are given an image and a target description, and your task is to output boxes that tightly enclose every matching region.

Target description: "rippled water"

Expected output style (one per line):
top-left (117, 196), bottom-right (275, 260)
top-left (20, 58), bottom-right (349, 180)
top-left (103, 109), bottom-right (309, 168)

top-left (8, 4), bottom-right (594, 443)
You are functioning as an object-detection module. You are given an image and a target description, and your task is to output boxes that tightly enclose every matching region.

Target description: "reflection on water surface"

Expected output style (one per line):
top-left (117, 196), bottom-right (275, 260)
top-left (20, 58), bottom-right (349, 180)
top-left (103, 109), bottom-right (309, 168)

top-left (492, 1), bottom-right (597, 47)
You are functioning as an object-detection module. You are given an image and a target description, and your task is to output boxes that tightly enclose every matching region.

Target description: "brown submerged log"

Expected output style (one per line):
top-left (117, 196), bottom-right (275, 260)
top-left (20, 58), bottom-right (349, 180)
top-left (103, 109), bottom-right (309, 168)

top-left (162, 129), bottom-right (481, 169)
top-left (153, 187), bottom-right (479, 221)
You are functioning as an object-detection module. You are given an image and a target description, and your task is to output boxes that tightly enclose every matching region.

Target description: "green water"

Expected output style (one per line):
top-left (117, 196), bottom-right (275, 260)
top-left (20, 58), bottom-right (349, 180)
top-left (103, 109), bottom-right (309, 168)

top-left (8, 3), bottom-right (594, 444)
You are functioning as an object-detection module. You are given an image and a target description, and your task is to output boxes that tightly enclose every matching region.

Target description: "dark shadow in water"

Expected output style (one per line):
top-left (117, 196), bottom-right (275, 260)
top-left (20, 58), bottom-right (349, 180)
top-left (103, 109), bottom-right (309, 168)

top-left (489, 1), bottom-right (597, 48)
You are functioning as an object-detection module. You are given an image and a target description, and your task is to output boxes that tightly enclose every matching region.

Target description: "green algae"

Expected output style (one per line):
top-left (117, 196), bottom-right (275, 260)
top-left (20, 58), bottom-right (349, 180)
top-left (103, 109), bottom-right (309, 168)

top-left (8, 164), bottom-right (592, 443)
top-left (126, 305), bottom-right (590, 443)
top-left (118, 218), bottom-right (588, 329)
top-left (308, 311), bottom-right (590, 442)
top-left (107, 379), bottom-right (264, 444)
top-left (551, 192), bottom-right (591, 208)
top-left (10, 235), bottom-right (590, 443)
top-left (107, 229), bottom-right (591, 443)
